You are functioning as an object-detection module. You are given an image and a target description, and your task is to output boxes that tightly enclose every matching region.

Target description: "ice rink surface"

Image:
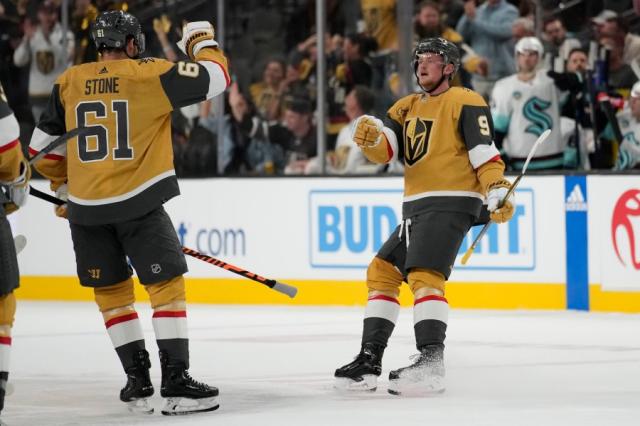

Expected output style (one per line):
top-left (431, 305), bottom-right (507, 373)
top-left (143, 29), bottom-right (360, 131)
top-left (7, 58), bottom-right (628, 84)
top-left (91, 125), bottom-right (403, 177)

top-left (2, 301), bottom-right (639, 426)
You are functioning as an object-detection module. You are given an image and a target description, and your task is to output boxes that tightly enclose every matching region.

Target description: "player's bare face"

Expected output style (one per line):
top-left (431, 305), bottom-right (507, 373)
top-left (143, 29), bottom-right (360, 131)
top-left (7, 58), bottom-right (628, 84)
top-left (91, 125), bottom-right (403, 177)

top-left (517, 51), bottom-right (539, 74)
top-left (416, 53), bottom-right (445, 89)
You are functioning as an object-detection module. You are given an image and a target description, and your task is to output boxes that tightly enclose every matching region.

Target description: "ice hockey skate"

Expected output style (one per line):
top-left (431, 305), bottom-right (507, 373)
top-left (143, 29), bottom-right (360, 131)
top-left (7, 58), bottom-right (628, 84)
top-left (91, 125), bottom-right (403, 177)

top-left (388, 345), bottom-right (445, 396)
top-left (334, 343), bottom-right (383, 391)
top-left (0, 371), bottom-right (7, 415)
top-left (120, 350), bottom-right (154, 414)
top-left (159, 351), bottom-right (219, 416)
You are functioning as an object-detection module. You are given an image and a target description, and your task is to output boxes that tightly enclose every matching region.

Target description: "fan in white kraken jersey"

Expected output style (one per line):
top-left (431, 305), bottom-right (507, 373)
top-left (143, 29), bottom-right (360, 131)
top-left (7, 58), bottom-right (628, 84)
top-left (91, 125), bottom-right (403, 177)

top-left (490, 36), bottom-right (567, 170)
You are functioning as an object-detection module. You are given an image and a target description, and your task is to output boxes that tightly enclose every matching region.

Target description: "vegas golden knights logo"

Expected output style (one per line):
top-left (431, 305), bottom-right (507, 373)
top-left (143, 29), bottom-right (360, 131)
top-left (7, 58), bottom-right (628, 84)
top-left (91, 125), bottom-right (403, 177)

top-left (36, 50), bottom-right (55, 74)
top-left (403, 118), bottom-right (433, 166)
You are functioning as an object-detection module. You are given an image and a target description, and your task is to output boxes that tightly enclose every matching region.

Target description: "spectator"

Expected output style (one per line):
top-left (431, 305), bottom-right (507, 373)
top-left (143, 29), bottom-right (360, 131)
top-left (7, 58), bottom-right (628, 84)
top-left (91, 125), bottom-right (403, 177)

top-left (439, 0), bottom-right (465, 29)
top-left (306, 85), bottom-right (382, 175)
top-left (491, 37), bottom-right (568, 170)
top-left (566, 47), bottom-right (589, 73)
top-left (360, 0), bottom-right (398, 52)
top-left (225, 83), bottom-right (287, 175)
top-left (13, 0), bottom-right (74, 121)
top-left (71, 0), bottom-right (98, 64)
top-left (547, 47), bottom-right (597, 169)
top-left (287, 33), bottom-right (321, 102)
top-left (249, 58), bottom-right (286, 121)
top-left (456, 0), bottom-right (518, 100)
top-left (599, 36), bottom-right (638, 94)
top-left (512, 17), bottom-right (535, 43)
top-left (152, 13), bottom-right (178, 62)
top-left (327, 33), bottom-right (375, 147)
top-left (414, 1), bottom-right (487, 89)
top-left (281, 96), bottom-right (317, 174)
top-left (542, 16), bottom-right (580, 58)
top-left (594, 12), bottom-right (640, 66)
top-left (607, 81), bottom-right (640, 170)
top-left (0, 0), bottom-right (32, 144)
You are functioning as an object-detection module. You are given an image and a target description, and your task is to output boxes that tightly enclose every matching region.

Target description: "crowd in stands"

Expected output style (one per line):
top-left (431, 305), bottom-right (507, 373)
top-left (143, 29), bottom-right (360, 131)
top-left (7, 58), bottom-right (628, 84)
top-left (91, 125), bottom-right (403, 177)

top-left (1, 0), bottom-right (640, 176)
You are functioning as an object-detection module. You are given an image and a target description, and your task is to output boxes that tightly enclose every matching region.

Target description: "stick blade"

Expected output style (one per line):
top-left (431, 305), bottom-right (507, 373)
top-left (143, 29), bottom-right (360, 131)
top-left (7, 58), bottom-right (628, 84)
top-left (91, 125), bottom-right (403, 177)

top-left (460, 247), bottom-right (473, 265)
top-left (13, 234), bottom-right (27, 255)
top-left (273, 281), bottom-right (298, 298)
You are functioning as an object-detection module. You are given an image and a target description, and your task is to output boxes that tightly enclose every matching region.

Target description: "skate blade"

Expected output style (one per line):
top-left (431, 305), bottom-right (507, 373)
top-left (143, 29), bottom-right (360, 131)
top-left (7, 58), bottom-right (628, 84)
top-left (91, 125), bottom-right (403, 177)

top-left (125, 398), bottom-right (154, 414)
top-left (161, 396), bottom-right (219, 416)
top-left (388, 377), bottom-right (445, 396)
top-left (334, 375), bottom-right (378, 392)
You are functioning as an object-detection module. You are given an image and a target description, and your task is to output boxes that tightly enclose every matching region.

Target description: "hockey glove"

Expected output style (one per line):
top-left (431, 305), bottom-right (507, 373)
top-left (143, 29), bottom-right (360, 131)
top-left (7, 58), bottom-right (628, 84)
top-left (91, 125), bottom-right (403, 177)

top-left (177, 21), bottom-right (218, 61)
top-left (54, 183), bottom-right (68, 219)
top-left (487, 179), bottom-right (515, 224)
top-left (352, 115), bottom-right (383, 148)
top-left (1, 158), bottom-right (30, 214)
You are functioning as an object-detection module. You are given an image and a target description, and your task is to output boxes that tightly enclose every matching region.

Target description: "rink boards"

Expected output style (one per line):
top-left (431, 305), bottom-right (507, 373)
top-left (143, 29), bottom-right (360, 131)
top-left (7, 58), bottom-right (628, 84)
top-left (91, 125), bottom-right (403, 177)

top-left (12, 175), bottom-right (640, 312)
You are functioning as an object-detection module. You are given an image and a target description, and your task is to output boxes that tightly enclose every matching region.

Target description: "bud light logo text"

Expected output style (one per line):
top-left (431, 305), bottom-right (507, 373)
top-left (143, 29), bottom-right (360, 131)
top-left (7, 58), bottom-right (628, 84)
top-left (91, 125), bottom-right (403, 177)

top-left (457, 189), bottom-right (536, 270)
top-left (310, 190), bottom-right (402, 268)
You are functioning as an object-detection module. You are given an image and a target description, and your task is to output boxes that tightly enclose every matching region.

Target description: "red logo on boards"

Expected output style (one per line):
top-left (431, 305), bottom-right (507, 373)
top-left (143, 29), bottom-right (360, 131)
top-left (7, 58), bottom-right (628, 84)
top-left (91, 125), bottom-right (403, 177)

top-left (611, 189), bottom-right (640, 270)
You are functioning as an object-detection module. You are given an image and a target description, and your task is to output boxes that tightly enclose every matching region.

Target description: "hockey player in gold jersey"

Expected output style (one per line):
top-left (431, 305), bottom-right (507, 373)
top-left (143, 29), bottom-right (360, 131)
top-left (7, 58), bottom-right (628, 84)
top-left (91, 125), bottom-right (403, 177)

top-left (334, 38), bottom-right (515, 395)
top-left (0, 82), bottom-right (30, 417)
top-left (30, 11), bottom-right (229, 415)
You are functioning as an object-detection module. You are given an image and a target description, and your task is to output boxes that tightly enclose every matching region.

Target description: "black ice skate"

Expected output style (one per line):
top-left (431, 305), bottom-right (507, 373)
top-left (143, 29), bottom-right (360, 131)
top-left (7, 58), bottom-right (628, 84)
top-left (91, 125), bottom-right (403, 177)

top-left (120, 349), bottom-right (154, 414)
top-left (0, 371), bottom-right (8, 414)
top-left (388, 345), bottom-right (445, 396)
top-left (334, 343), bottom-right (383, 391)
top-left (160, 351), bottom-right (219, 416)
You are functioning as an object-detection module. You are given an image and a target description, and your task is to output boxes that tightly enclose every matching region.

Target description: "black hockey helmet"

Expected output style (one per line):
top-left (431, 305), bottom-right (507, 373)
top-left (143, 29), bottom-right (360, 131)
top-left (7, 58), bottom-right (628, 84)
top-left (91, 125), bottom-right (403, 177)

top-left (91, 10), bottom-right (145, 54)
top-left (411, 37), bottom-right (461, 80)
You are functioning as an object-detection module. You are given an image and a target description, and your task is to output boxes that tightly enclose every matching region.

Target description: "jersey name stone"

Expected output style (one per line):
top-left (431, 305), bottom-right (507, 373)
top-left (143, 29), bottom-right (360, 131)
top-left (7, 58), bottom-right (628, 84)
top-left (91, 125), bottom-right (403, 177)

top-left (84, 77), bottom-right (120, 95)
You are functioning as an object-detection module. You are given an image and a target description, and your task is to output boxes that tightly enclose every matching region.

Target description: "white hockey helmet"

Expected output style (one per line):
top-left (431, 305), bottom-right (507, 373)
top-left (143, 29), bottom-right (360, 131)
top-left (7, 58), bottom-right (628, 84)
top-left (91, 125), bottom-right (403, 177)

top-left (631, 81), bottom-right (640, 98)
top-left (515, 36), bottom-right (544, 57)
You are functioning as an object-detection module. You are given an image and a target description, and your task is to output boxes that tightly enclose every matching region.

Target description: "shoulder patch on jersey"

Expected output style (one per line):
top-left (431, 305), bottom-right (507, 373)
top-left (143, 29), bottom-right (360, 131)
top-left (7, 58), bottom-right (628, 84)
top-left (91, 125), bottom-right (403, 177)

top-left (448, 87), bottom-right (486, 107)
top-left (388, 94), bottom-right (419, 124)
top-left (137, 57), bottom-right (156, 65)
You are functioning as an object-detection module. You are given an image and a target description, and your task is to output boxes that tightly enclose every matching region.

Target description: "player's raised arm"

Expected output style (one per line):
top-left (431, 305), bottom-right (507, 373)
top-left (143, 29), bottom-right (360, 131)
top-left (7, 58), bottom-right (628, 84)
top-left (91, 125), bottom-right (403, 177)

top-left (352, 113), bottom-right (401, 164)
top-left (158, 21), bottom-right (230, 110)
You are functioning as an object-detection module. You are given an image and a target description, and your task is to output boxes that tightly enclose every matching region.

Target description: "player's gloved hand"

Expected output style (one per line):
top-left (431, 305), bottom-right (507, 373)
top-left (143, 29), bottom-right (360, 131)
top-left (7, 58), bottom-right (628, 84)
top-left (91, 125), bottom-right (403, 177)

top-left (546, 70), bottom-right (582, 92)
top-left (487, 179), bottom-right (515, 223)
top-left (177, 21), bottom-right (218, 61)
top-left (55, 183), bottom-right (68, 219)
top-left (352, 115), bottom-right (383, 148)
top-left (1, 158), bottom-right (30, 215)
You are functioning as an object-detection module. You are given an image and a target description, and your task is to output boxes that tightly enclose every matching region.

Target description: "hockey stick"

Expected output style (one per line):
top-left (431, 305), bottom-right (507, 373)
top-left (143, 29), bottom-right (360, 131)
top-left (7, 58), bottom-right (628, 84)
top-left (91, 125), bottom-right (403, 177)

top-left (181, 247), bottom-right (298, 298)
top-left (14, 234), bottom-right (26, 255)
top-left (28, 126), bottom-right (90, 165)
top-left (461, 129), bottom-right (551, 265)
top-left (28, 187), bottom-right (298, 298)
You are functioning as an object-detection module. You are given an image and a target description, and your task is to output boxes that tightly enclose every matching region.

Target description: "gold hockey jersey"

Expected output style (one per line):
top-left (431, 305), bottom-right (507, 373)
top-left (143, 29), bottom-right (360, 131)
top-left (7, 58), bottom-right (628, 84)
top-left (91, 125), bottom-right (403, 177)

top-left (362, 87), bottom-right (504, 219)
top-left (0, 83), bottom-right (24, 199)
top-left (30, 48), bottom-right (229, 225)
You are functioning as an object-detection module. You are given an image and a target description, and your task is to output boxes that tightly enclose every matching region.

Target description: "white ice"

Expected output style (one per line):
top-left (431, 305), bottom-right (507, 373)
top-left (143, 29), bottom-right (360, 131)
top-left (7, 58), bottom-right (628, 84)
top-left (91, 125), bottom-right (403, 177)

top-left (3, 302), bottom-right (639, 426)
